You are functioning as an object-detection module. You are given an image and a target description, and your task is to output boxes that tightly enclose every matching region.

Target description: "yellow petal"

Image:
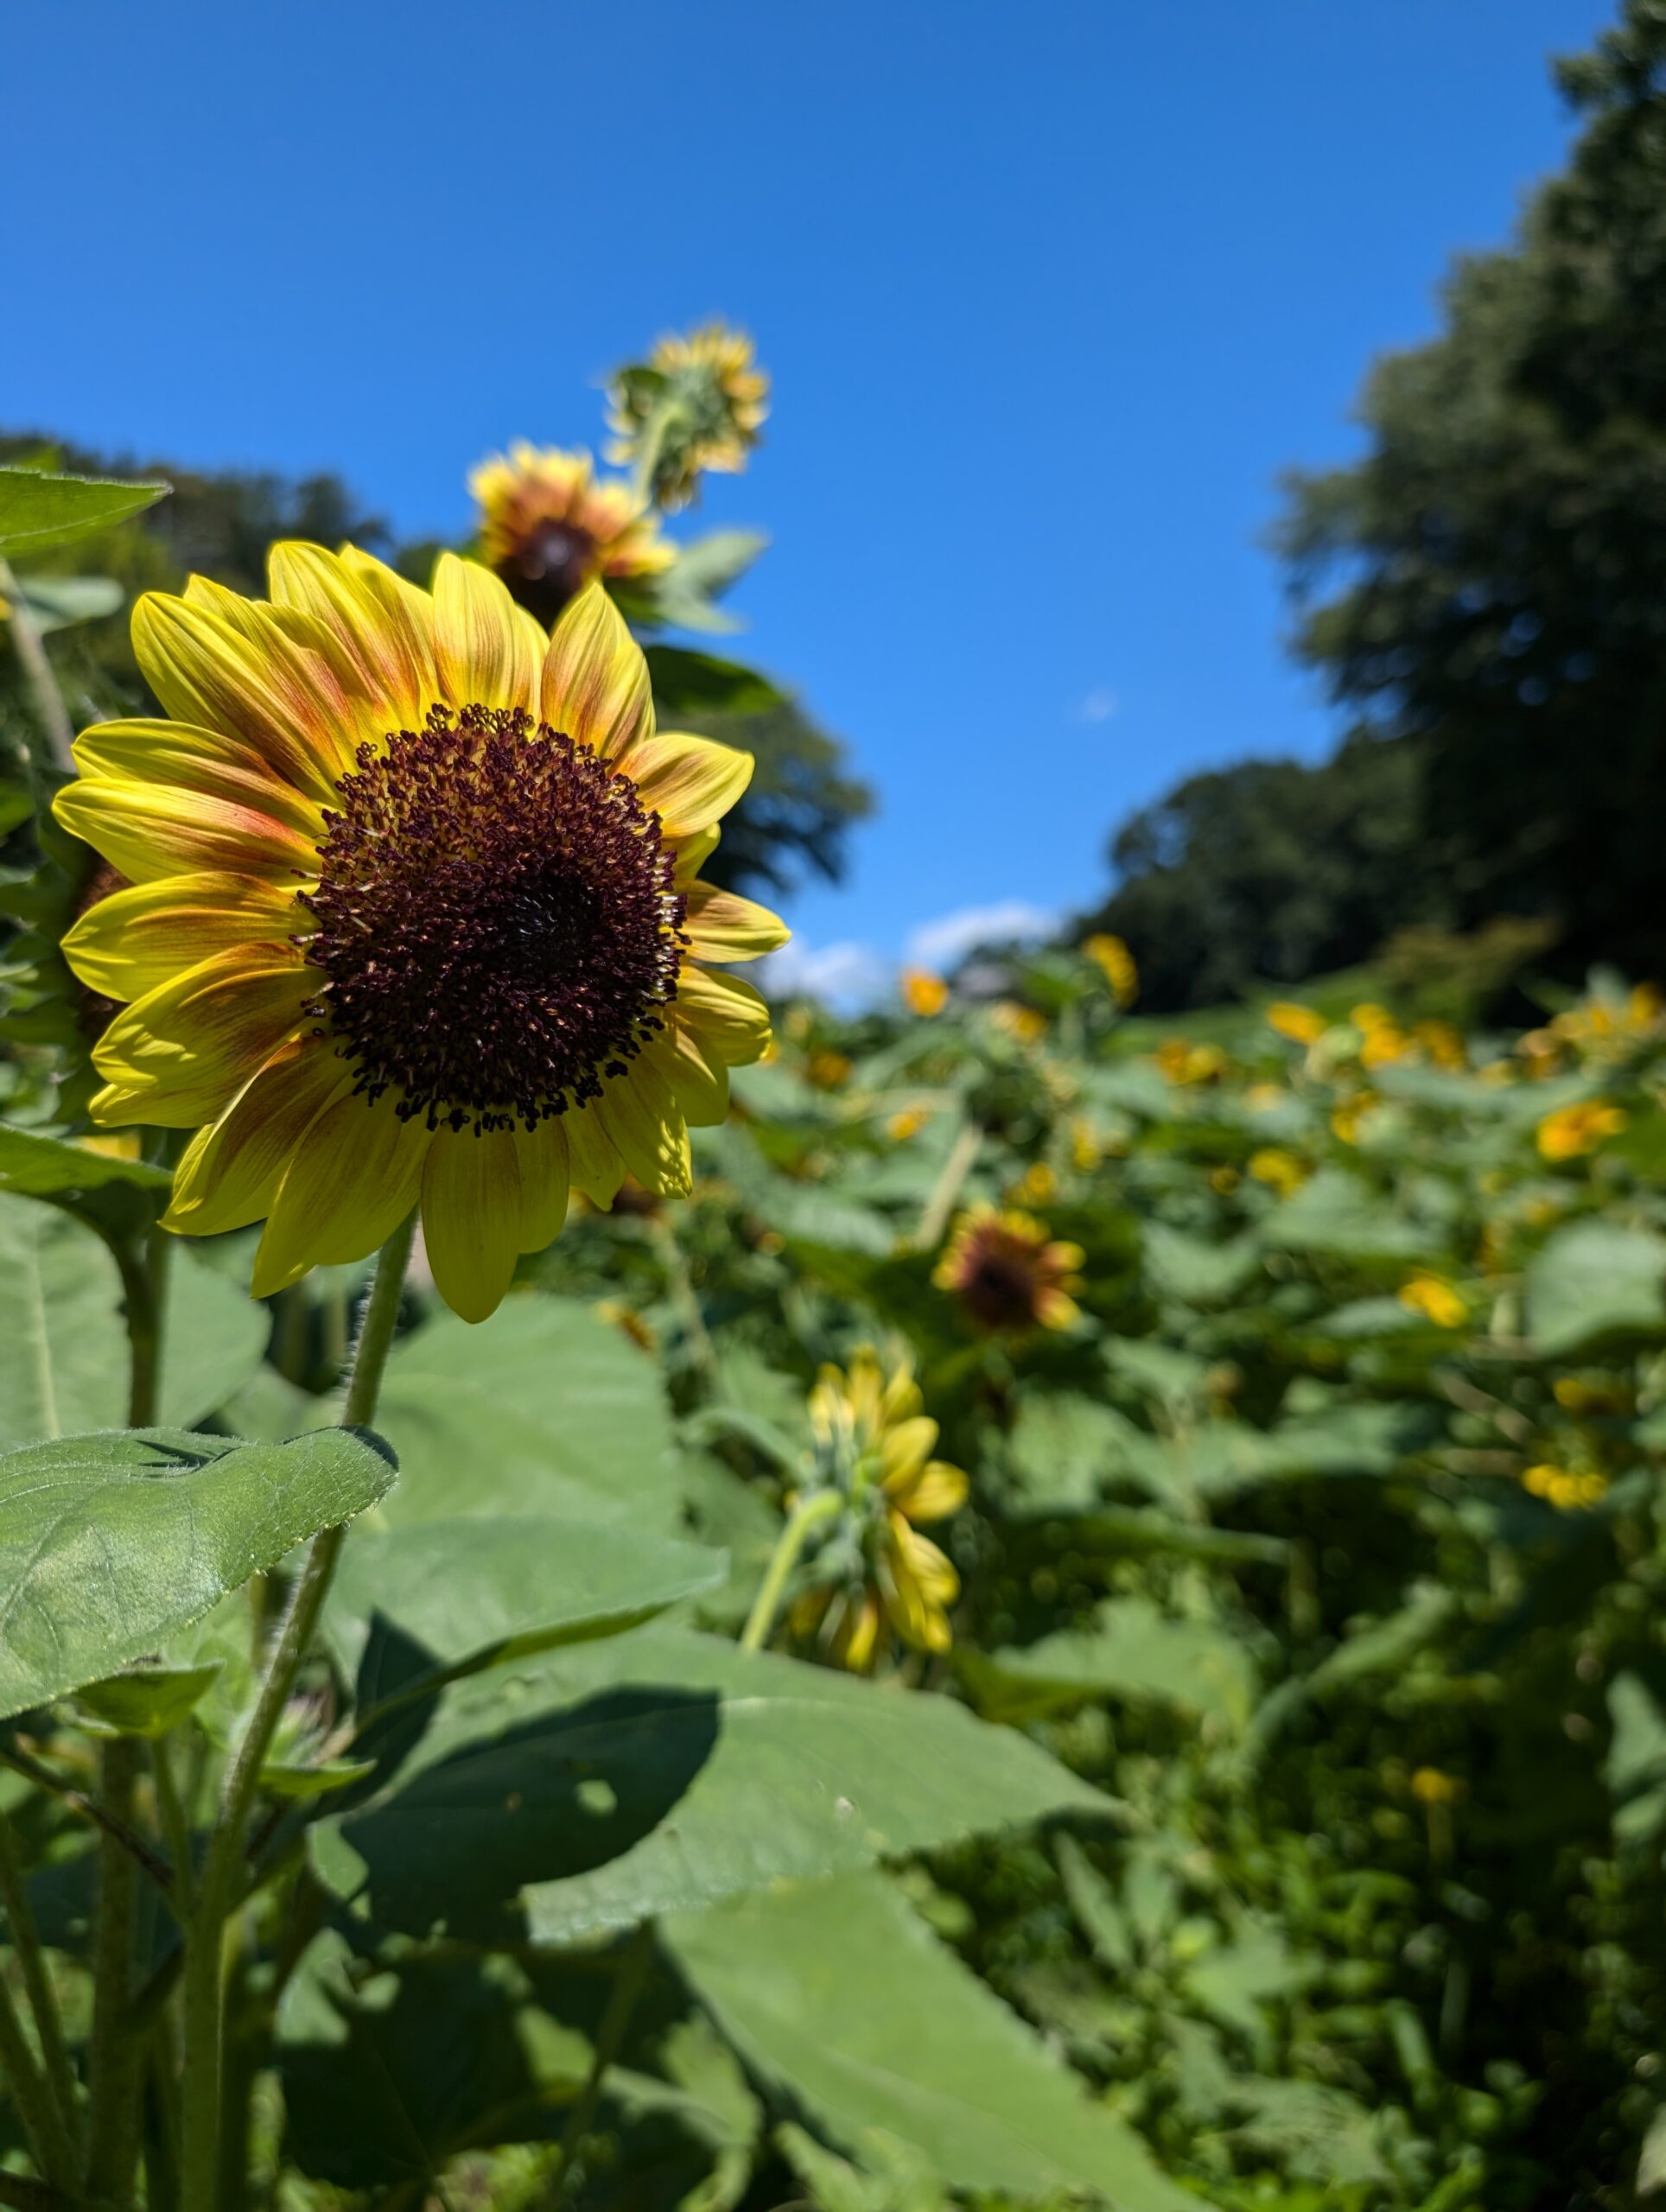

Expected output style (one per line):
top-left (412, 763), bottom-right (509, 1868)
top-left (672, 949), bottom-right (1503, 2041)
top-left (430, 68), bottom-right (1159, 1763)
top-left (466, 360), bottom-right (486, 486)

top-left (340, 543), bottom-right (441, 709)
top-left (880, 1416), bottom-right (939, 1491)
top-left (593, 1058), bottom-right (691, 1198)
top-left (672, 824), bottom-right (721, 887)
top-left (893, 1459), bottom-right (969, 1525)
top-left (92, 950), bottom-right (313, 1126)
top-left (512, 1121), bottom-right (570, 1251)
top-left (422, 1125), bottom-right (524, 1323)
top-left (54, 772), bottom-right (321, 890)
top-left (63, 871), bottom-right (302, 1003)
top-left (252, 1093), bottom-right (428, 1296)
top-left (166, 1036), bottom-right (355, 1236)
top-left (540, 580), bottom-right (652, 760)
top-left (131, 588), bottom-right (356, 798)
top-left (647, 1024), bottom-right (728, 1128)
top-left (676, 965), bottom-right (772, 1065)
top-left (69, 721), bottom-right (327, 842)
top-left (684, 882), bottom-right (790, 963)
top-left (563, 1103), bottom-right (626, 1209)
top-left (432, 551), bottom-right (537, 713)
top-left (621, 732), bottom-right (754, 839)
top-left (267, 542), bottom-right (433, 730)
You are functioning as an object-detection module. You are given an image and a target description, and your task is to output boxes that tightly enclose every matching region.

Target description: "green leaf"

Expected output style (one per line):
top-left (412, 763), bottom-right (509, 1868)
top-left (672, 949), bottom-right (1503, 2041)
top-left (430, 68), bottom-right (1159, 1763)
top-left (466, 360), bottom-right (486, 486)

top-left (73, 1661), bottom-right (221, 1738)
top-left (643, 645), bottom-right (786, 716)
top-left (10, 575), bottom-right (124, 633)
top-left (314, 1624), bottom-right (1108, 1942)
top-left (161, 1249), bottom-right (270, 1429)
top-left (1141, 1220), bottom-right (1262, 1305)
top-left (968, 1599), bottom-right (1258, 1728)
top-left (0, 1426), bottom-right (395, 1719)
top-left (0, 1126), bottom-right (172, 1198)
top-left (667, 1872), bottom-right (1194, 2211)
top-left (1003, 1393), bottom-right (1145, 1515)
top-left (323, 1516), bottom-right (728, 1705)
top-left (1525, 1219), bottom-right (1666, 1357)
top-left (0, 467), bottom-right (169, 556)
top-left (376, 1298), bottom-right (682, 1533)
top-left (1258, 1167), bottom-right (1433, 1262)
top-left (1606, 1672), bottom-right (1666, 1845)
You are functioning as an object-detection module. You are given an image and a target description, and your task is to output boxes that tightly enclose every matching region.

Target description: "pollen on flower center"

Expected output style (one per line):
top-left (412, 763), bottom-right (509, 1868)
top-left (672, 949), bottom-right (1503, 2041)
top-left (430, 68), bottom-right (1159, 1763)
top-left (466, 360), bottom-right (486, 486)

top-left (298, 702), bottom-right (687, 1131)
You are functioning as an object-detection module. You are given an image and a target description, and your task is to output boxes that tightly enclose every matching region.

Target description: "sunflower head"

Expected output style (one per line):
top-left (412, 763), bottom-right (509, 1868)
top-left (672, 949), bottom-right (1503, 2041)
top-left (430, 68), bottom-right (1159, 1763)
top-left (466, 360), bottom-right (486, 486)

top-left (53, 548), bottom-right (789, 1322)
top-left (1082, 932), bottom-right (1138, 1007)
top-left (1536, 1098), bottom-right (1627, 1160)
top-left (933, 1204), bottom-right (1084, 1333)
top-left (607, 321), bottom-right (769, 510)
top-left (468, 444), bottom-right (673, 626)
top-left (791, 1345), bottom-right (968, 1669)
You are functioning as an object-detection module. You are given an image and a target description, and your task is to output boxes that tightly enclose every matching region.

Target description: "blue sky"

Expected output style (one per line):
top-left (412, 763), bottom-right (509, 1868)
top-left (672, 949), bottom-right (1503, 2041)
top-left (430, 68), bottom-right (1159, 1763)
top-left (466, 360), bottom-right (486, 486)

top-left (5, 0), bottom-right (1613, 995)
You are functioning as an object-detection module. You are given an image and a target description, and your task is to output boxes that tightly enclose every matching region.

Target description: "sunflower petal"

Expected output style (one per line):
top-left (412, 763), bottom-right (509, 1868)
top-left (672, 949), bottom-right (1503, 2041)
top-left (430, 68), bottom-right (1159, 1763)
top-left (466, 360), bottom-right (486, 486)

top-left (69, 721), bottom-right (327, 840)
top-left (512, 1121), bottom-right (571, 1252)
top-left (267, 542), bottom-right (433, 729)
top-left (593, 1057), bottom-right (691, 1198)
top-left (564, 1104), bottom-right (626, 1208)
top-left (893, 1459), bottom-right (969, 1524)
top-left (422, 1125), bottom-right (524, 1323)
top-left (131, 588), bottom-right (358, 796)
top-left (166, 1036), bottom-right (354, 1236)
top-left (647, 1024), bottom-right (728, 1128)
top-left (340, 543), bottom-right (441, 709)
top-left (540, 580), bottom-right (652, 760)
top-left (684, 882), bottom-right (790, 962)
top-left (62, 871), bottom-right (302, 1003)
top-left (252, 1093), bottom-right (428, 1296)
top-left (672, 824), bottom-right (721, 887)
top-left (432, 552), bottom-right (537, 713)
top-left (622, 732), bottom-right (754, 839)
top-left (676, 965), bottom-right (772, 1064)
top-left (91, 950), bottom-right (312, 1127)
top-left (880, 1415), bottom-right (939, 1491)
top-left (54, 771), bottom-right (321, 888)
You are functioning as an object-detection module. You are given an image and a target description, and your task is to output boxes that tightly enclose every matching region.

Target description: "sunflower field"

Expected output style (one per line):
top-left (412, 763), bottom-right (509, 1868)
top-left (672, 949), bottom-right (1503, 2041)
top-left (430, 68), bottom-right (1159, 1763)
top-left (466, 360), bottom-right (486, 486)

top-left (1, 344), bottom-right (1665, 2212)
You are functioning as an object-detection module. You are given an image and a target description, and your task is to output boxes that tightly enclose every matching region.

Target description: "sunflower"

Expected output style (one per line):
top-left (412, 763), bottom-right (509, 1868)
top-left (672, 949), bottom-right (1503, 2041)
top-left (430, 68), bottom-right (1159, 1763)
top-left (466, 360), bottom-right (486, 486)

top-left (469, 444), bottom-right (673, 625)
top-left (607, 321), bottom-right (769, 509)
top-left (934, 1204), bottom-right (1083, 1333)
top-left (54, 549), bottom-right (787, 1321)
top-left (789, 1346), bottom-right (968, 1669)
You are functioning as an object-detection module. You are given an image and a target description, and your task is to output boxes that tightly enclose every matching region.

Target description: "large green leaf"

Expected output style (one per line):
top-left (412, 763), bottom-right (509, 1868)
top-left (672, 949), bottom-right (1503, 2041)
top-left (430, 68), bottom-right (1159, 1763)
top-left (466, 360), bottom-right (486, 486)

top-left (968, 1599), bottom-right (1257, 1728)
top-left (375, 1298), bottom-right (681, 1532)
top-left (323, 1516), bottom-right (728, 1704)
top-left (643, 644), bottom-right (785, 715)
top-left (312, 1625), bottom-right (1107, 1942)
top-left (0, 1125), bottom-right (172, 1198)
top-left (0, 467), bottom-right (169, 555)
top-left (0, 1201), bottom-right (270, 1446)
top-left (1258, 1167), bottom-right (1432, 1262)
top-left (667, 1872), bottom-right (1193, 2211)
top-left (0, 1427), bottom-right (395, 1718)
top-left (1525, 1219), bottom-right (1666, 1357)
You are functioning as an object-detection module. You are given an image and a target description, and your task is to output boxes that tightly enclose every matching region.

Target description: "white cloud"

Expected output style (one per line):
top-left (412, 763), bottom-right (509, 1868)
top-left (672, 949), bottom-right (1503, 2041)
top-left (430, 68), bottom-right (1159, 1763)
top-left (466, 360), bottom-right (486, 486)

top-left (759, 937), bottom-right (891, 1009)
top-left (905, 899), bottom-right (1059, 972)
top-left (1075, 686), bottom-right (1118, 724)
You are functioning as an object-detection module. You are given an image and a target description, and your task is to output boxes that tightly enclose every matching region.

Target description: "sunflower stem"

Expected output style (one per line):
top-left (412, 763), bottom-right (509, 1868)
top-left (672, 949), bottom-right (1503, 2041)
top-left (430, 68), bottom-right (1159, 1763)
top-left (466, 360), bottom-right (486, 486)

top-left (545, 1920), bottom-right (656, 2209)
top-left (176, 1208), bottom-right (415, 2212)
top-left (912, 1117), bottom-right (982, 1252)
top-left (85, 1735), bottom-right (145, 2208)
top-left (0, 1806), bottom-right (79, 2162)
top-left (0, 556), bottom-right (75, 774)
top-left (740, 1489), bottom-right (843, 1653)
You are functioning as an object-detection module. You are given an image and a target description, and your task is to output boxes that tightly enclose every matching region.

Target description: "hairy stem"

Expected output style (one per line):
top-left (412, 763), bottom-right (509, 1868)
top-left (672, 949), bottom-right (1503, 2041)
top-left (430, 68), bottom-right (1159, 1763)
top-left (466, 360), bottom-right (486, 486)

top-left (85, 1736), bottom-right (144, 2207)
top-left (0, 1808), bottom-right (78, 2157)
top-left (740, 1489), bottom-right (843, 1653)
top-left (176, 1208), bottom-right (415, 2212)
top-left (913, 1116), bottom-right (982, 1251)
top-left (0, 556), bottom-right (74, 773)
top-left (0, 1963), bottom-right (76, 2190)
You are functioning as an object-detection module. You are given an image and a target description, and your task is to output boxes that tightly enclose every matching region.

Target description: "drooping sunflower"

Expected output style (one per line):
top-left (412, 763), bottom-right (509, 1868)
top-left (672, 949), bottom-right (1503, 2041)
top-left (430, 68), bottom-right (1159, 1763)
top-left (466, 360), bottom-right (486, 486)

top-left (934, 1204), bottom-right (1083, 1333)
top-left (790, 1346), bottom-right (968, 1670)
top-left (469, 444), bottom-right (674, 625)
top-left (607, 321), bottom-right (769, 509)
top-left (54, 548), bottom-right (787, 1320)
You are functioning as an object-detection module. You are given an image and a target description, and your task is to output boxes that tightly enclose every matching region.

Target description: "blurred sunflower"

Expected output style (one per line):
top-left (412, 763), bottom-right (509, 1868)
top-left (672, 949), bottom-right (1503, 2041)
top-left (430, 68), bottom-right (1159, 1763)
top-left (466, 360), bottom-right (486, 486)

top-left (790, 1346), bottom-right (967, 1669)
top-left (469, 444), bottom-right (673, 624)
top-left (900, 966), bottom-right (948, 1016)
top-left (1537, 1097), bottom-right (1627, 1160)
top-left (54, 550), bottom-right (786, 1320)
top-left (1265, 1000), bottom-right (1325, 1046)
top-left (608, 321), bottom-right (769, 509)
top-left (1082, 931), bottom-right (1138, 1007)
top-left (935, 1203), bottom-right (1083, 1332)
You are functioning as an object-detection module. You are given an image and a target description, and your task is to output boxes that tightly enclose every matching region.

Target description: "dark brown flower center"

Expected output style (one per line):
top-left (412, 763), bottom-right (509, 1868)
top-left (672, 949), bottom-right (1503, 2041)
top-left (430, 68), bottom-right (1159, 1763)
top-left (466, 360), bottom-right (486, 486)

top-left (498, 519), bottom-right (597, 624)
top-left (961, 1243), bottom-right (1043, 1330)
top-left (298, 703), bottom-right (686, 1132)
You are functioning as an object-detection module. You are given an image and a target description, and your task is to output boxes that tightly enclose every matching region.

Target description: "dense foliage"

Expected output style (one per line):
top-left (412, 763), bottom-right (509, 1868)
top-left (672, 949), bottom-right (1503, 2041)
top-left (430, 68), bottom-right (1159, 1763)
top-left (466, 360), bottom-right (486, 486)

top-left (1078, 0), bottom-right (1666, 1008)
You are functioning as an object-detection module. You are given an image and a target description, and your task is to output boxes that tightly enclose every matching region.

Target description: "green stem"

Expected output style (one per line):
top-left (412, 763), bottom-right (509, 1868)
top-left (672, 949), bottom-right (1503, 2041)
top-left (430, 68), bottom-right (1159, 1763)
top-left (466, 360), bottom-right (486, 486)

top-left (0, 2172), bottom-right (69, 2210)
top-left (740, 1490), bottom-right (843, 1653)
top-left (85, 1736), bottom-right (144, 2206)
top-left (0, 1742), bottom-right (172, 1897)
top-left (110, 1234), bottom-right (163, 1431)
top-left (546, 1922), bottom-right (655, 2208)
top-left (0, 1808), bottom-right (78, 2157)
top-left (0, 556), bottom-right (75, 774)
top-left (176, 1209), bottom-right (415, 2212)
top-left (913, 1116), bottom-right (982, 1251)
top-left (0, 1961), bottom-right (76, 2190)
top-left (150, 1735), bottom-right (194, 1917)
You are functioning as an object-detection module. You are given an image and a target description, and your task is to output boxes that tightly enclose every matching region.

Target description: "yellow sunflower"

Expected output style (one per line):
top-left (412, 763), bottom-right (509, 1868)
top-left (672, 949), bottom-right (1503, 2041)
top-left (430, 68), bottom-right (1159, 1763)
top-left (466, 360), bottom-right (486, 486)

top-left (934, 1204), bottom-right (1083, 1333)
top-left (469, 443), bottom-right (673, 624)
top-left (790, 1346), bottom-right (968, 1669)
top-left (54, 549), bottom-right (787, 1321)
top-left (608, 321), bottom-right (769, 509)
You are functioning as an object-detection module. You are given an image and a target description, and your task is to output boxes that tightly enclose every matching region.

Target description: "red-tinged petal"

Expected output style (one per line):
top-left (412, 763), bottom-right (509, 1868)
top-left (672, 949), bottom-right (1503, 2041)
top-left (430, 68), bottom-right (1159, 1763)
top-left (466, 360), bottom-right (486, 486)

top-left (421, 1124), bottom-right (525, 1322)
top-left (432, 551), bottom-right (538, 712)
top-left (90, 950), bottom-right (313, 1127)
top-left (620, 732), bottom-right (753, 839)
top-left (62, 871), bottom-right (303, 1003)
top-left (251, 1092), bottom-right (429, 1296)
top-left (165, 1035), bottom-right (355, 1236)
top-left (540, 580), bottom-right (652, 759)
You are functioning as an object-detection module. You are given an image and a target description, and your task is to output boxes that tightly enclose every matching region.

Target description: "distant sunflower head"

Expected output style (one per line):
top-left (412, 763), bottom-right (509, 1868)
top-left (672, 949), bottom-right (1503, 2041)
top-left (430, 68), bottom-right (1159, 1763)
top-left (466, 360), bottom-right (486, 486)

top-left (607, 321), bottom-right (769, 509)
top-left (468, 443), bottom-right (673, 625)
top-left (54, 548), bottom-right (788, 1321)
top-left (934, 1204), bottom-right (1083, 1333)
top-left (790, 1345), bottom-right (968, 1669)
